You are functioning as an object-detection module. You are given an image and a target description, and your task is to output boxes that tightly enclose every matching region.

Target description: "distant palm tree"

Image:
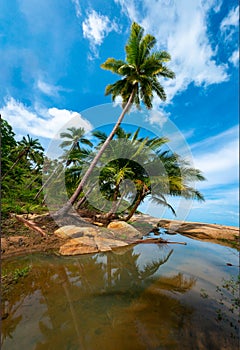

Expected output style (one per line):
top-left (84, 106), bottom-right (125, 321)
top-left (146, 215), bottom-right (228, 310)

top-left (35, 128), bottom-right (92, 201)
top-left (2, 134), bottom-right (44, 180)
top-left (57, 22), bottom-right (175, 215)
top-left (60, 127), bottom-right (93, 166)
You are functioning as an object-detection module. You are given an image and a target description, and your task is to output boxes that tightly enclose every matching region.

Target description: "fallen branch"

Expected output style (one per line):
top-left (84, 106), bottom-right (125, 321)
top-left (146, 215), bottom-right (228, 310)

top-left (129, 238), bottom-right (187, 245)
top-left (15, 215), bottom-right (47, 237)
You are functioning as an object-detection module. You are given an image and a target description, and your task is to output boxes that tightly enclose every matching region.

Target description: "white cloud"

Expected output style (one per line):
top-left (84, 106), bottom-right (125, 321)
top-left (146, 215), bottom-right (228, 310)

top-left (37, 80), bottom-right (61, 96)
top-left (0, 97), bottom-right (93, 140)
top-left (71, 0), bottom-right (81, 18)
top-left (187, 186), bottom-right (239, 226)
top-left (191, 125), bottom-right (239, 189)
top-left (114, 0), bottom-right (229, 102)
top-left (213, 0), bottom-right (222, 13)
top-left (146, 109), bottom-right (169, 127)
top-left (220, 6), bottom-right (239, 30)
top-left (82, 10), bottom-right (119, 58)
top-left (114, 0), bottom-right (139, 21)
top-left (229, 50), bottom-right (239, 67)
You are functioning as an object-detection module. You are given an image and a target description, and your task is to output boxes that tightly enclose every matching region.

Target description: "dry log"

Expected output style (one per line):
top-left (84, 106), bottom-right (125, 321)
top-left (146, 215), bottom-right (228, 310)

top-left (129, 238), bottom-right (187, 245)
top-left (15, 215), bottom-right (47, 237)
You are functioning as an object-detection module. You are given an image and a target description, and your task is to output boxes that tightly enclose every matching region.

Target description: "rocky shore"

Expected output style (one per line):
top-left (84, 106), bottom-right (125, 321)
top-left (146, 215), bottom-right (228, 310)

top-left (1, 213), bottom-right (239, 259)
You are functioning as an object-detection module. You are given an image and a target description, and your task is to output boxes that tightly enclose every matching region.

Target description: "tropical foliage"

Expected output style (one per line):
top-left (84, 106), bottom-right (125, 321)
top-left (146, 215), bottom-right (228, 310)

top-left (1, 118), bottom-right (46, 217)
top-left (77, 127), bottom-right (205, 221)
top-left (1, 114), bottom-right (205, 223)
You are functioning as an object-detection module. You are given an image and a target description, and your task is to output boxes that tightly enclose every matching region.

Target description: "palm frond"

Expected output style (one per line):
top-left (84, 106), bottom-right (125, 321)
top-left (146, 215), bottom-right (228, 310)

top-left (125, 22), bottom-right (144, 65)
top-left (92, 130), bottom-right (108, 144)
top-left (101, 58), bottom-right (126, 75)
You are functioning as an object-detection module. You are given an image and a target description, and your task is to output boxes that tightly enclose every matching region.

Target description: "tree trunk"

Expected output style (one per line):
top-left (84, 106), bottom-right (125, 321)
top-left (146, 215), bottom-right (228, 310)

top-left (114, 189), bottom-right (126, 214)
top-left (123, 194), bottom-right (143, 222)
top-left (55, 89), bottom-right (136, 216)
top-left (34, 167), bottom-right (60, 200)
top-left (104, 183), bottom-right (121, 219)
top-left (2, 152), bottom-right (25, 180)
top-left (76, 182), bottom-right (96, 209)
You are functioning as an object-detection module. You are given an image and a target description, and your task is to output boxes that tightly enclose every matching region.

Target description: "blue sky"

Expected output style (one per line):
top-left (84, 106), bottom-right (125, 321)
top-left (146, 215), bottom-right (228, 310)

top-left (0, 0), bottom-right (239, 226)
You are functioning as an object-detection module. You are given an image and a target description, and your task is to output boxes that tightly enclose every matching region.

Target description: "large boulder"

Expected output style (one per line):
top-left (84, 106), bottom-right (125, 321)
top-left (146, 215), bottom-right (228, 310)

top-left (107, 221), bottom-right (142, 240)
top-left (54, 225), bottom-right (99, 239)
top-left (59, 237), bottom-right (98, 255)
top-left (59, 236), bottom-right (128, 256)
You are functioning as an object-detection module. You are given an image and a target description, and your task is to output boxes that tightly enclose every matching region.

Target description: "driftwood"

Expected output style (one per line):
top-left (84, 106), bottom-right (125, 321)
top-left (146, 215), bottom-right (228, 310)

top-left (128, 238), bottom-right (187, 245)
top-left (15, 215), bottom-right (47, 237)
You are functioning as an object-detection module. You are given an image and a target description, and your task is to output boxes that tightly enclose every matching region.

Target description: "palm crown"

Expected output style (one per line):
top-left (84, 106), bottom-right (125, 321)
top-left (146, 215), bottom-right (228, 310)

top-left (101, 22), bottom-right (175, 109)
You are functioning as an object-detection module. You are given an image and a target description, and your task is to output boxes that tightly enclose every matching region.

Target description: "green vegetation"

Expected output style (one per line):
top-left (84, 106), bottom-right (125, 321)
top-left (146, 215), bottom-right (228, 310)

top-left (1, 265), bottom-right (32, 301)
top-left (1, 118), bottom-right (47, 218)
top-left (218, 236), bottom-right (240, 250)
top-left (1, 115), bottom-right (205, 225)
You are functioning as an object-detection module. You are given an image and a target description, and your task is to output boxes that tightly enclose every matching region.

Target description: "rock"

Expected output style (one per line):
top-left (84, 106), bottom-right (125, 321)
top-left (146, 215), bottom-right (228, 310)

top-left (59, 235), bottom-right (128, 255)
top-left (107, 221), bottom-right (142, 240)
top-left (59, 237), bottom-right (98, 255)
top-left (54, 225), bottom-right (98, 239)
top-left (95, 237), bottom-right (128, 251)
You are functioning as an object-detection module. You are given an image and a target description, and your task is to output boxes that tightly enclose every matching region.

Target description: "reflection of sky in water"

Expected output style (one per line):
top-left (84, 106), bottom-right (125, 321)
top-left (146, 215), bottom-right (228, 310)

top-left (1, 239), bottom-right (239, 350)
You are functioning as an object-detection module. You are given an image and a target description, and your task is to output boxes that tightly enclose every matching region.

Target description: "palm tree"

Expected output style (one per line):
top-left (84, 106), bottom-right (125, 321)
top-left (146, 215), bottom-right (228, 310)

top-left (56, 22), bottom-right (175, 216)
top-left (2, 134), bottom-right (44, 180)
top-left (92, 128), bottom-right (205, 222)
top-left (59, 127), bottom-right (93, 167)
top-left (35, 127), bottom-right (92, 201)
top-left (123, 151), bottom-right (205, 222)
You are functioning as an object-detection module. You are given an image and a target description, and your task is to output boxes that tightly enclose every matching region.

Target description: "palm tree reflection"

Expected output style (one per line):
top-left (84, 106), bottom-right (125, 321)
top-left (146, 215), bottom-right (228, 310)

top-left (1, 246), bottom-right (196, 350)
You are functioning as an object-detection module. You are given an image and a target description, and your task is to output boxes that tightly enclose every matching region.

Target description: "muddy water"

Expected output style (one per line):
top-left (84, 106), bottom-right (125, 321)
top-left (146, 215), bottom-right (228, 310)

top-left (1, 234), bottom-right (239, 350)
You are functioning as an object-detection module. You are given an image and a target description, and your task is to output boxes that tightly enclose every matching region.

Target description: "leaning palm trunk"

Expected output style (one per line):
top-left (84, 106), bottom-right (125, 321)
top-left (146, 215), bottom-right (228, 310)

top-left (104, 189), bottom-right (127, 220)
top-left (102, 183), bottom-right (121, 220)
top-left (123, 190), bottom-right (146, 222)
top-left (34, 166), bottom-right (61, 200)
top-left (76, 182), bottom-right (97, 209)
top-left (55, 89), bottom-right (136, 216)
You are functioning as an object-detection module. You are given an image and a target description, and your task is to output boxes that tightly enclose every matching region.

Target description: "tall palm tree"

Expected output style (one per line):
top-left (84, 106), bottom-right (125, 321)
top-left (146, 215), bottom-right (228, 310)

top-left (57, 22), bottom-right (175, 215)
top-left (2, 134), bottom-right (44, 180)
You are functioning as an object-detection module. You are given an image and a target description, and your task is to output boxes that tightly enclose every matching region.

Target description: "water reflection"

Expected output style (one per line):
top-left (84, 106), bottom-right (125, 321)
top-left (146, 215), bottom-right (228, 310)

top-left (1, 244), bottom-right (239, 350)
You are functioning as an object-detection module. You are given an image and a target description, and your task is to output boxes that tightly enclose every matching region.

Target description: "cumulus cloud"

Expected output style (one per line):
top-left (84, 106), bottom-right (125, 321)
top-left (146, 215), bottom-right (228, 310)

top-left (146, 109), bottom-right (169, 127)
top-left (0, 97), bottom-right (93, 140)
top-left (82, 10), bottom-right (119, 59)
top-left (114, 0), bottom-right (229, 102)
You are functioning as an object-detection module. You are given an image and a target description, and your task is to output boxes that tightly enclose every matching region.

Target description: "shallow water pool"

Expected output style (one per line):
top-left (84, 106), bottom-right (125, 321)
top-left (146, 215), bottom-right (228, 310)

top-left (1, 234), bottom-right (239, 350)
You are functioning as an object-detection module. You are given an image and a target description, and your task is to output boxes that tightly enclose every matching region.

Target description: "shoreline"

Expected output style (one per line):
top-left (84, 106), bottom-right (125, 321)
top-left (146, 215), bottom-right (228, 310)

top-left (1, 213), bottom-right (239, 260)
